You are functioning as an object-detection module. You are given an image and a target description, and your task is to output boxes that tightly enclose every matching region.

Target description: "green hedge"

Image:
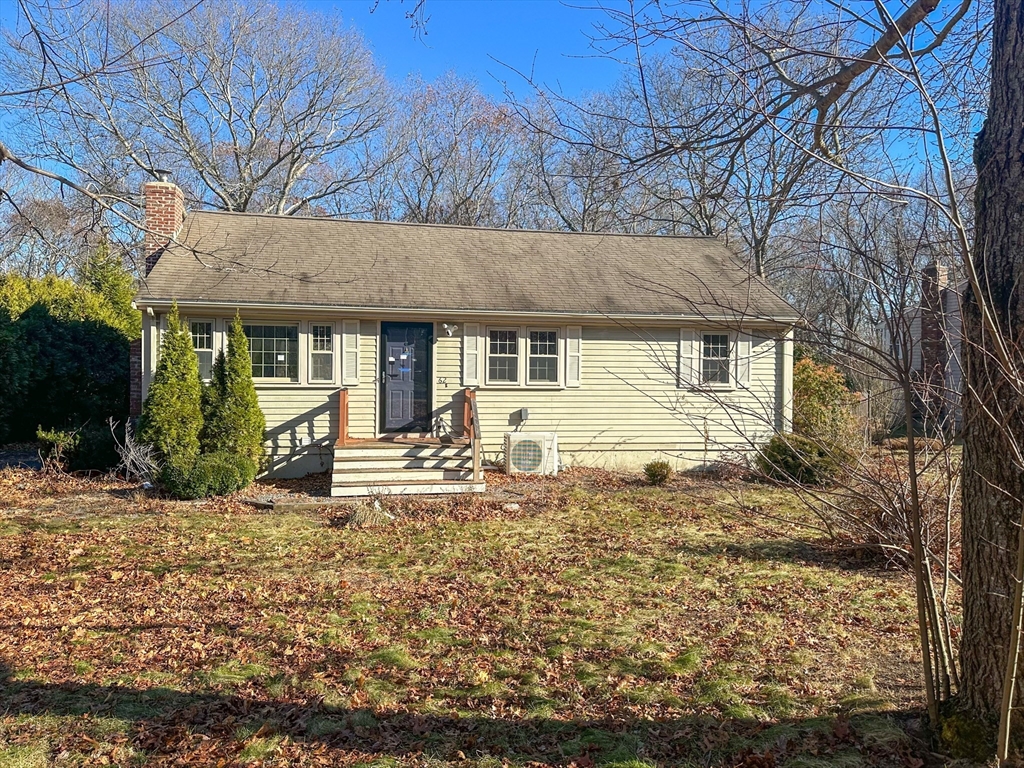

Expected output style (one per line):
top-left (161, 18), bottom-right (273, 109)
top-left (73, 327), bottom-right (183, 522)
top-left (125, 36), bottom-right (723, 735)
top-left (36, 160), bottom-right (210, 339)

top-left (160, 452), bottom-right (258, 500)
top-left (0, 269), bottom-right (135, 447)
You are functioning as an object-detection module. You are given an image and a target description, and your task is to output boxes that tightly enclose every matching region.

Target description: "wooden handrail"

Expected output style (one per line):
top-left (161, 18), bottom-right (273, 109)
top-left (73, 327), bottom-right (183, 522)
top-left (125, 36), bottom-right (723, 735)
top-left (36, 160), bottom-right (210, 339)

top-left (463, 388), bottom-right (482, 482)
top-left (469, 394), bottom-right (481, 441)
top-left (462, 389), bottom-right (474, 439)
top-left (335, 387), bottom-right (349, 447)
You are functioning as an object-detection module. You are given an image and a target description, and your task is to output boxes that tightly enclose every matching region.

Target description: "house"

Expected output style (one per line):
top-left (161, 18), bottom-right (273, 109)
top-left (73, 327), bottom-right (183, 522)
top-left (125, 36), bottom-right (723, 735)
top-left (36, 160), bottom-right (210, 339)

top-left (133, 179), bottom-right (798, 495)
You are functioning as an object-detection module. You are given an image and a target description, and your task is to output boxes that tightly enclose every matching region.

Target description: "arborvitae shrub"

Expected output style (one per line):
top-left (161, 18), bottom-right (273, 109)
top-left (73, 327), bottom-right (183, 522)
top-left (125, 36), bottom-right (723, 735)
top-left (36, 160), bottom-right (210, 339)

top-left (643, 460), bottom-right (673, 486)
top-left (200, 350), bottom-right (226, 442)
top-left (140, 310), bottom-right (265, 499)
top-left (139, 303), bottom-right (203, 471)
top-left (201, 314), bottom-right (265, 469)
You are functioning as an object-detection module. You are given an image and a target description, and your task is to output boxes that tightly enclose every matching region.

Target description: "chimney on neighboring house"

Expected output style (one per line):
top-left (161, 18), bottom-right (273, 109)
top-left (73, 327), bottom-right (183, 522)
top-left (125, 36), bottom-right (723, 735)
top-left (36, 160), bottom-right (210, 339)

top-left (920, 259), bottom-right (949, 386)
top-left (143, 170), bottom-right (185, 274)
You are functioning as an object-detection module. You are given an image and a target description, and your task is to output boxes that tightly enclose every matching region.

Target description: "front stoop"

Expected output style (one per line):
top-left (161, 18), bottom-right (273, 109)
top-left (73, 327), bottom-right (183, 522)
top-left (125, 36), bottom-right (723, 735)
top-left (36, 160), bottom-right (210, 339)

top-left (331, 440), bottom-right (485, 497)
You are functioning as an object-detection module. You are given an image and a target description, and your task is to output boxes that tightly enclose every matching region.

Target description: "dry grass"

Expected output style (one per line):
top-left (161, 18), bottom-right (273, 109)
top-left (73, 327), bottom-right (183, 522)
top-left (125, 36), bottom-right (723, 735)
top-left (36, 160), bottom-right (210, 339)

top-left (0, 466), bottom-right (931, 766)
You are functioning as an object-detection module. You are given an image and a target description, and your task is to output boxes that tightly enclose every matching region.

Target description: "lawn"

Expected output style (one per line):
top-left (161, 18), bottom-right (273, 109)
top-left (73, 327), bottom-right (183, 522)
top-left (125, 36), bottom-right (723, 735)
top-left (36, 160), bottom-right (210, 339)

top-left (0, 467), bottom-right (931, 767)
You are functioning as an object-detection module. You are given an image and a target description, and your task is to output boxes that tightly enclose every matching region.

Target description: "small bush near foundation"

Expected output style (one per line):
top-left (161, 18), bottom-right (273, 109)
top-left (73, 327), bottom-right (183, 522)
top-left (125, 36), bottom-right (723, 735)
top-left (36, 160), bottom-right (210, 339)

top-left (643, 460), bottom-right (672, 486)
top-left (161, 452), bottom-right (257, 500)
top-left (756, 433), bottom-right (847, 486)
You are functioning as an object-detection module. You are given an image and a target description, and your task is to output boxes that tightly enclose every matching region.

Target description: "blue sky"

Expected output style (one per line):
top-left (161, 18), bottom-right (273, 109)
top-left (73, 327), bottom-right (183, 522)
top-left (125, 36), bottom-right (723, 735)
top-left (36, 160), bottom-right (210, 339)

top-left (0, 0), bottom-right (629, 98)
top-left (322, 0), bottom-right (627, 97)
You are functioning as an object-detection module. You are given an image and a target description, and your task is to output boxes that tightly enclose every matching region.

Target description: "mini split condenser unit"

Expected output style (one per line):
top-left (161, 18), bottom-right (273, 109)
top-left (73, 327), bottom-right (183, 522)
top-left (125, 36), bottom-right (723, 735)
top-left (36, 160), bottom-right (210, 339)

top-left (505, 432), bottom-right (559, 475)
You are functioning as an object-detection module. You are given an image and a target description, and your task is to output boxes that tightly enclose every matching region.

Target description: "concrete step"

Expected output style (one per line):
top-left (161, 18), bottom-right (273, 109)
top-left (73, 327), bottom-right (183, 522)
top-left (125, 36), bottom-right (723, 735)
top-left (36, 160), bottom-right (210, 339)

top-left (330, 481), bottom-right (486, 498)
top-left (331, 468), bottom-right (473, 483)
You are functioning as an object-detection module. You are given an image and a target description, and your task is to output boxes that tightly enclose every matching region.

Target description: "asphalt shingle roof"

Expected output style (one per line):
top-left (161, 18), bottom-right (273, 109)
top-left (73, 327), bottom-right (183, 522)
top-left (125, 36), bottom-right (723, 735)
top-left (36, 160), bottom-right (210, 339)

top-left (138, 211), bottom-right (797, 321)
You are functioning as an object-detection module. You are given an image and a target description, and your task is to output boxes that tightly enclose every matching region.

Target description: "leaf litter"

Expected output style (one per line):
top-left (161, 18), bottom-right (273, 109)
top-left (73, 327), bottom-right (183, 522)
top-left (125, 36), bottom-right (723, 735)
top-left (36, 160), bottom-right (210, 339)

top-left (0, 466), bottom-right (935, 766)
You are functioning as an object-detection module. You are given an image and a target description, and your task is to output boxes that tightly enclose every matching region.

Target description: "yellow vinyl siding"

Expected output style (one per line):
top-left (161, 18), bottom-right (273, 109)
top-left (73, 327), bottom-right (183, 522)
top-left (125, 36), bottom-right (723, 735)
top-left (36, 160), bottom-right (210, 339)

top-left (145, 311), bottom-right (788, 475)
top-left (439, 325), bottom-right (781, 469)
top-left (435, 327), bottom-right (465, 434)
top-left (257, 385), bottom-right (337, 476)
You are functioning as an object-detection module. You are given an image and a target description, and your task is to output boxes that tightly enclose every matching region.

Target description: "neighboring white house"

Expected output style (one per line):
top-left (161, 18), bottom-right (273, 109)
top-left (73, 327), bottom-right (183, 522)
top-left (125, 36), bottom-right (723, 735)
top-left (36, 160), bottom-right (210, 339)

top-left (133, 179), bottom-right (798, 496)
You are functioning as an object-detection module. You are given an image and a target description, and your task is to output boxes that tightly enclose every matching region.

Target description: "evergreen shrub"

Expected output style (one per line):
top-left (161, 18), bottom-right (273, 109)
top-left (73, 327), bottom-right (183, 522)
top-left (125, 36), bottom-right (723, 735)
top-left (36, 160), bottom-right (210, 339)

top-left (756, 433), bottom-right (847, 487)
top-left (161, 452), bottom-right (258, 500)
top-left (643, 460), bottom-right (673, 486)
top-left (201, 314), bottom-right (266, 468)
top-left (138, 303), bottom-right (203, 471)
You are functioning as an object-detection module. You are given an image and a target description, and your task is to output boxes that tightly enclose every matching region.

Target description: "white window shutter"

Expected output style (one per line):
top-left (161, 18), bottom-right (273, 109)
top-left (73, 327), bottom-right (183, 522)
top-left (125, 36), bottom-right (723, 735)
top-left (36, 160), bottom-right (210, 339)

top-left (462, 323), bottom-right (481, 386)
top-left (342, 320), bottom-right (360, 386)
top-left (565, 325), bottom-right (582, 387)
top-left (678, 328), bottom-right (698, 388)
top-left (735, 333), bottom-right (752, 388)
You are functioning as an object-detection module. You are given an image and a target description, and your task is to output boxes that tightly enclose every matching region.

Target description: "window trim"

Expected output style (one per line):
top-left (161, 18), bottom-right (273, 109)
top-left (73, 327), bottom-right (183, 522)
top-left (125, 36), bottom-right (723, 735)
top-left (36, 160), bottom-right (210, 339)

top-left (307, 321), bottom-right (337, 385)
top-left (187, 317), bottom-right (216, 382)
top-left (483, 325), bottom-right (564, 389)
top-left (699, 331), bottom-right (734, 390)
top-left (526, 327), bottom-right (561, 386)
top-left (485, 326), bottom-right (521, 386)
top-left (241, 320), bottom-right (301, 384)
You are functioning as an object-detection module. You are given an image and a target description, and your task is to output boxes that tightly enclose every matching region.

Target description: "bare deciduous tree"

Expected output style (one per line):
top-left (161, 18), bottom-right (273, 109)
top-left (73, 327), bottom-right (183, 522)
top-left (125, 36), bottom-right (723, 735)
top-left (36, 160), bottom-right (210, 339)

top-left (375, 74), bottom-right (528, 227)
top-left (2, 0), bottom-right (391, 226)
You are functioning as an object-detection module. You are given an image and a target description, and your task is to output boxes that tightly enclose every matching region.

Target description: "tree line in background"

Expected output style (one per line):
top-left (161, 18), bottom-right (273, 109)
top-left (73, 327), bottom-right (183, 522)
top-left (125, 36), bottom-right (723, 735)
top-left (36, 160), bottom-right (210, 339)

top-left (7, 0), bottom-right (1024, 761)
top-left (0, 0), bottom-right (978, 371)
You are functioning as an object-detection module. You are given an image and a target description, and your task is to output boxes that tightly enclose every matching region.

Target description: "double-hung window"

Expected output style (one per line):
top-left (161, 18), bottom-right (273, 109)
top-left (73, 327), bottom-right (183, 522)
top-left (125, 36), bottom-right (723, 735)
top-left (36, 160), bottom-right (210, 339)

top-left (528, 330), bottom-right (559, 383)
top-left (309, 323), bottom-right (334, 382)
top-left (244, 324), bottom-right (299, 381)
top-left (485, 327), bottom-right (561, 386)
top-left (701, 333), bottom-right (731, 385)
top-left (190, 320), bottom-right (214, 381)
top-left (487, 329), bottom-right (519, 384)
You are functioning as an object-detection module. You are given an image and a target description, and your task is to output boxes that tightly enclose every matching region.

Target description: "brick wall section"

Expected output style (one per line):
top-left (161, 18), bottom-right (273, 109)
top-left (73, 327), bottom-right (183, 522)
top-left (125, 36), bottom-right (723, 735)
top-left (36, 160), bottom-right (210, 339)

top-left (129, 338), bottom-right (143, 416)
top-left (143, 181), bottom-right (185, 275)
top-left (920, 261), bottom-right (948, 385)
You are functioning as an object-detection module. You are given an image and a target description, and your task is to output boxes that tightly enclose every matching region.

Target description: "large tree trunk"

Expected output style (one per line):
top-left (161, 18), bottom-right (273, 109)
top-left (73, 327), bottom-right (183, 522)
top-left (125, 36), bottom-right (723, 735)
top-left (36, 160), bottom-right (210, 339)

top-left (960, 0), bottom-right (1024, 720)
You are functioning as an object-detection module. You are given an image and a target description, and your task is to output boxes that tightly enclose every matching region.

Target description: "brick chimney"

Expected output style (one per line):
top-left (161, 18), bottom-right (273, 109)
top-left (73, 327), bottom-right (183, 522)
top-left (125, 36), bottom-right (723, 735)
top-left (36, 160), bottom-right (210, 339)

top-left (920, 260), bottom-right (949, 385)
top-left (143, 172), bottom-right (185, 274)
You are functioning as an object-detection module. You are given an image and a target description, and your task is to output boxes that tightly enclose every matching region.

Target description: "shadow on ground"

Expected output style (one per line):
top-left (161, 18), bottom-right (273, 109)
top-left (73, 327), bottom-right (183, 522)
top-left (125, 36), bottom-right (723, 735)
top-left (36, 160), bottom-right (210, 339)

top-left (0, 448), bottom-right (42, 471)
top-left (674, 536), bottom-right (896, 573)
top-left (0, 660), bottom-right (932, 766)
